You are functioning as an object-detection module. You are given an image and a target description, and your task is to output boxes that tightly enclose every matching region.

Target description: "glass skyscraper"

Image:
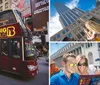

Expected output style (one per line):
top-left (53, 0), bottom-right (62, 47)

top-left (54, 2), bottom-right (85, 27)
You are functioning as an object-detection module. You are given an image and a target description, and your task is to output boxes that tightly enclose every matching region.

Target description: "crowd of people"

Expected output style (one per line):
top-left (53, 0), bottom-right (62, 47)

top-left (50, 53), bottom-right (100, 85)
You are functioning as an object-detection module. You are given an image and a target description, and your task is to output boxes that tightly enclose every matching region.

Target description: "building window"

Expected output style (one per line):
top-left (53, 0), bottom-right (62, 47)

top-left (79, 47), bottom-right (82, 54)
top-left (66, 29), bottom-right (69, 32)
top-left (88, 43), bottom-right (90, 48)
top-left (90, 43), bottom-right (92, 47)
top-left (76, 48), bottom-right (79, 55)
top-left (57, 34), bottom-right (60, 38)
top-left (98, 43), bottom-right (100, 48)
top-left (63, 14), bottom-right (71, 25)
top-left (80, 31), bottom-right (85, 36)
top-left (85, 43), bottom-right (88, 48)
top-left (88, 52), bottom-right (94, 64)
top-left (65, 13), bottom-right (75, 23)
top-left (5, 2), bottom-right (8, 9)
top-left (0, 6), bottom-right (3, 11)
top-left (62, 31), bottom-right (65, 34)
top-left (0, 0), bottom-right (2, 4)
top-left (77, 20), bottom-right (81, 24)
top-left (68, 33), bottom-right (72, 38)
top-left (60, 15), bottom-right (68, 26)
top-left (90, 17), bottom-right (100, 24)
top-left (77, 34), bottom-right (82, 39)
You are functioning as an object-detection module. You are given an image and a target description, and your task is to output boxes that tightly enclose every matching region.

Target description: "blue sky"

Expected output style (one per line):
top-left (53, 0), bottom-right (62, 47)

top-left (50, 0), bottom-right (96, 17)
top-left (50, 0), bottom-right (96, 37)
top-left (50, 43), bottom-right (68, 56)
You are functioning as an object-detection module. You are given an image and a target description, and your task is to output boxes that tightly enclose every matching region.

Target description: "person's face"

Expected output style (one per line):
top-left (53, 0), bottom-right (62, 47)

top-left (63, 57), bottom-right (77, 74)
top-left (78, 59), bottom-right (87, 74)
top-left (51, 64), bottom-right (56, 69)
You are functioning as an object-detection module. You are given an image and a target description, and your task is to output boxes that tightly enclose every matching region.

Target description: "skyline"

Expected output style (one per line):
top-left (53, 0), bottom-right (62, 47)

top-left (50, 0), bottom-right (96, 37)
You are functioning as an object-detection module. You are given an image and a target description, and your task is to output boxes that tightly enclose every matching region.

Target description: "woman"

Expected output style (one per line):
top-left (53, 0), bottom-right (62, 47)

top-left (85, 20), bottom-right (100, 41)
top-left (77, 55), bottom-right (100, 75)
top-left (77, 55), bottom-right (89, 75)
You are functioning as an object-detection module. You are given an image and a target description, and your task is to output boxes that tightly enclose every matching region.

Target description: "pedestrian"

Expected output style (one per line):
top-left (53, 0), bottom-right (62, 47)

top-left (50, 60), bottom-right (59, 77)
top-left (50, 53), bottom-right (79, 85)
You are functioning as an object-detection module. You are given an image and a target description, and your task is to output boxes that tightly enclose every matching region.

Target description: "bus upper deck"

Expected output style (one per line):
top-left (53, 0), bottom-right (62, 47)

top-left (0, 9), bottom-right (33, 38)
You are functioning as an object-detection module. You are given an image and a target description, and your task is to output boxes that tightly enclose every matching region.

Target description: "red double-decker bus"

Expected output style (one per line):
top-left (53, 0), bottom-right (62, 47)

top-left (0, 9), bottom-right (38, 77)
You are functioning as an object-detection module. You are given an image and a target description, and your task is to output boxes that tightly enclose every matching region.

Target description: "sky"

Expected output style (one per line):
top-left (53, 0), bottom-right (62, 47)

top-left (49, 0), bottom-right (96, 37)
top-left (50, 43), bottom-right (68, 56)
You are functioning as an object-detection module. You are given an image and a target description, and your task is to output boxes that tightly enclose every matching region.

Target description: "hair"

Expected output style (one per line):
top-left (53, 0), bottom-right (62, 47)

top-left (63, 53), bottom-right (76, 63)
top-left (78, 55), bottom-right (88, 66)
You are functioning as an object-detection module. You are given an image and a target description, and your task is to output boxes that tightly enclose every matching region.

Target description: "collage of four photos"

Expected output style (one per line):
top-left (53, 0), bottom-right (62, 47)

top-left (0, 0), bottom-right (100, 85)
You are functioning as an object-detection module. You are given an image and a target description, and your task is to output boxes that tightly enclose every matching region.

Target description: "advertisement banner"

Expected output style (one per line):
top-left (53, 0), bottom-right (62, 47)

top-left (31, 0), bottom-right (49, 32)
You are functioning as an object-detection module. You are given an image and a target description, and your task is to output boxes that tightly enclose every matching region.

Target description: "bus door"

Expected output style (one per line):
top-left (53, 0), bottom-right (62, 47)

top-left (10, 38), bottom-right (22, 73)
top-left (0, 39), bottom-right (10, 71)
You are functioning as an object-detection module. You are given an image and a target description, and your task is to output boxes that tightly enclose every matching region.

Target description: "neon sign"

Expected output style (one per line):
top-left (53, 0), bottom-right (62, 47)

top-left (0, 26), bottom-right (16, 37)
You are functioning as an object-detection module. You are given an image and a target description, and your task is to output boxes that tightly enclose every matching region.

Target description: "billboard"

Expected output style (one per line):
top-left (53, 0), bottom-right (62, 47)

top-left (11, 0), bottom-right (31, 17)
top-left (31, 0), bottom-right (49, 32)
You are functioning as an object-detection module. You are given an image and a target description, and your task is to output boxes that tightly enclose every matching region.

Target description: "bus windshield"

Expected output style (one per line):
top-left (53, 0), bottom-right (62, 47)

top-left (25, 38), bottom-right (35, 60)
top-left (0, 10), bottom-right (16, 27)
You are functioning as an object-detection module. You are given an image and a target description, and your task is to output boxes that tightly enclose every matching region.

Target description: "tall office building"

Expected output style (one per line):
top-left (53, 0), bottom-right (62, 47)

top-left (51, 2), bottom-right (100, 41)
top-left (54, 2), bottom-right (85, 27)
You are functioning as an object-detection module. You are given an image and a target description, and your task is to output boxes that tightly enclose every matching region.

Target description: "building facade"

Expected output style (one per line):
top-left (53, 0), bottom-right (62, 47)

top-left (51, 3), bottom-right (100, 41)
top-left (51, 43), bottom-right (100, 68)
top-left (55, 2), bottom-right (84, 28)
top-left (0, 0), bottom-right (31, 18)
top-left (0, 0), bottom-right (11, 11)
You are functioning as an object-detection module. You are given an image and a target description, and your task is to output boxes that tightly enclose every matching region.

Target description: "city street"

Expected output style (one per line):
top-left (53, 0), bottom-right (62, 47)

top-left (0, 57), bottom-right (49, 85)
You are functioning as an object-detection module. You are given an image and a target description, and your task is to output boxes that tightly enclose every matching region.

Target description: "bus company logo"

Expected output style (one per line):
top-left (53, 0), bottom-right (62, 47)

top-left (0, 26), bottom-right (16, 37)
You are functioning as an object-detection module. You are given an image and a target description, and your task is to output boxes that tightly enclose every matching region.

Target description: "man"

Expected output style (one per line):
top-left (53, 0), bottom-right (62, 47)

top-left (50, 53), bottom-right (80, 85)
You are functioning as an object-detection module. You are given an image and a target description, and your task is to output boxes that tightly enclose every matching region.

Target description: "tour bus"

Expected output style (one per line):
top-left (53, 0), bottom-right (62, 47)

top-left (0, 9), bottom-right (38, 77)
top-left (84, 17), bottom-right (100, 41)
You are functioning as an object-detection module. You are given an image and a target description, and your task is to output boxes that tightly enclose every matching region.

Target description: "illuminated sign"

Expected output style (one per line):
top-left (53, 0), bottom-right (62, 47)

top-left (31, 0), bottom-right (49, 33)
top-left (0, 26), bottom-right (16, 37)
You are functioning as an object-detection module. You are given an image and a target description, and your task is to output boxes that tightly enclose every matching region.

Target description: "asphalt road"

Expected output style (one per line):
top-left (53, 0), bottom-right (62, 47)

top-left (0, 57), bottom-right (49, 85)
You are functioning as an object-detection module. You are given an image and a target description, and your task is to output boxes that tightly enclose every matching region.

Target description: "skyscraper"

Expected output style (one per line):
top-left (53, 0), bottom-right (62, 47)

top-left (54, 2), bottom-right (85, 27)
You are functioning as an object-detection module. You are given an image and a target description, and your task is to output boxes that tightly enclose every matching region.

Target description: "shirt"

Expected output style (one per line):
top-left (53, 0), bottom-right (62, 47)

top-left (50, 70), bottom-right (80, 85)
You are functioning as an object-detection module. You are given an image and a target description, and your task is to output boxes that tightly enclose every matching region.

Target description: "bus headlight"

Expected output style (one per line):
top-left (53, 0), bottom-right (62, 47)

top-left (27, 65), bottom-right (37, 71)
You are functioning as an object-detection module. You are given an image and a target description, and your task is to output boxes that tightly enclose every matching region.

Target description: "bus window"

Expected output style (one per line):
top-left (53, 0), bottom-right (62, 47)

top-left (11, 39), bottom-right (21, 59)
top-left (0, 10), bottom-right (16, 27)
top-left (25, 38), bottom-right (35, 60)
top-left (1, 40), bottom-right (8, 56)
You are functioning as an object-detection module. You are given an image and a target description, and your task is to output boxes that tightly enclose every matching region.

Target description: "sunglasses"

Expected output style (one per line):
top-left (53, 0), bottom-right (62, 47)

top-left (69, 63), bottom-right (77, 67)
top-left (78, 62), bottom-right (87, 66)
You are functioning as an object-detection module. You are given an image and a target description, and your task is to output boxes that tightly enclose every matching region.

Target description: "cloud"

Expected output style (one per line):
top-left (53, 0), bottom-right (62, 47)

top-left (49, 13), bottom-right (63, 37)
top-left (65, 0), bottom-right (79, 9)
top-left (49, 0), bottom-right (80, 37)
top-left (88, 5), bottom-right (95, 11)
